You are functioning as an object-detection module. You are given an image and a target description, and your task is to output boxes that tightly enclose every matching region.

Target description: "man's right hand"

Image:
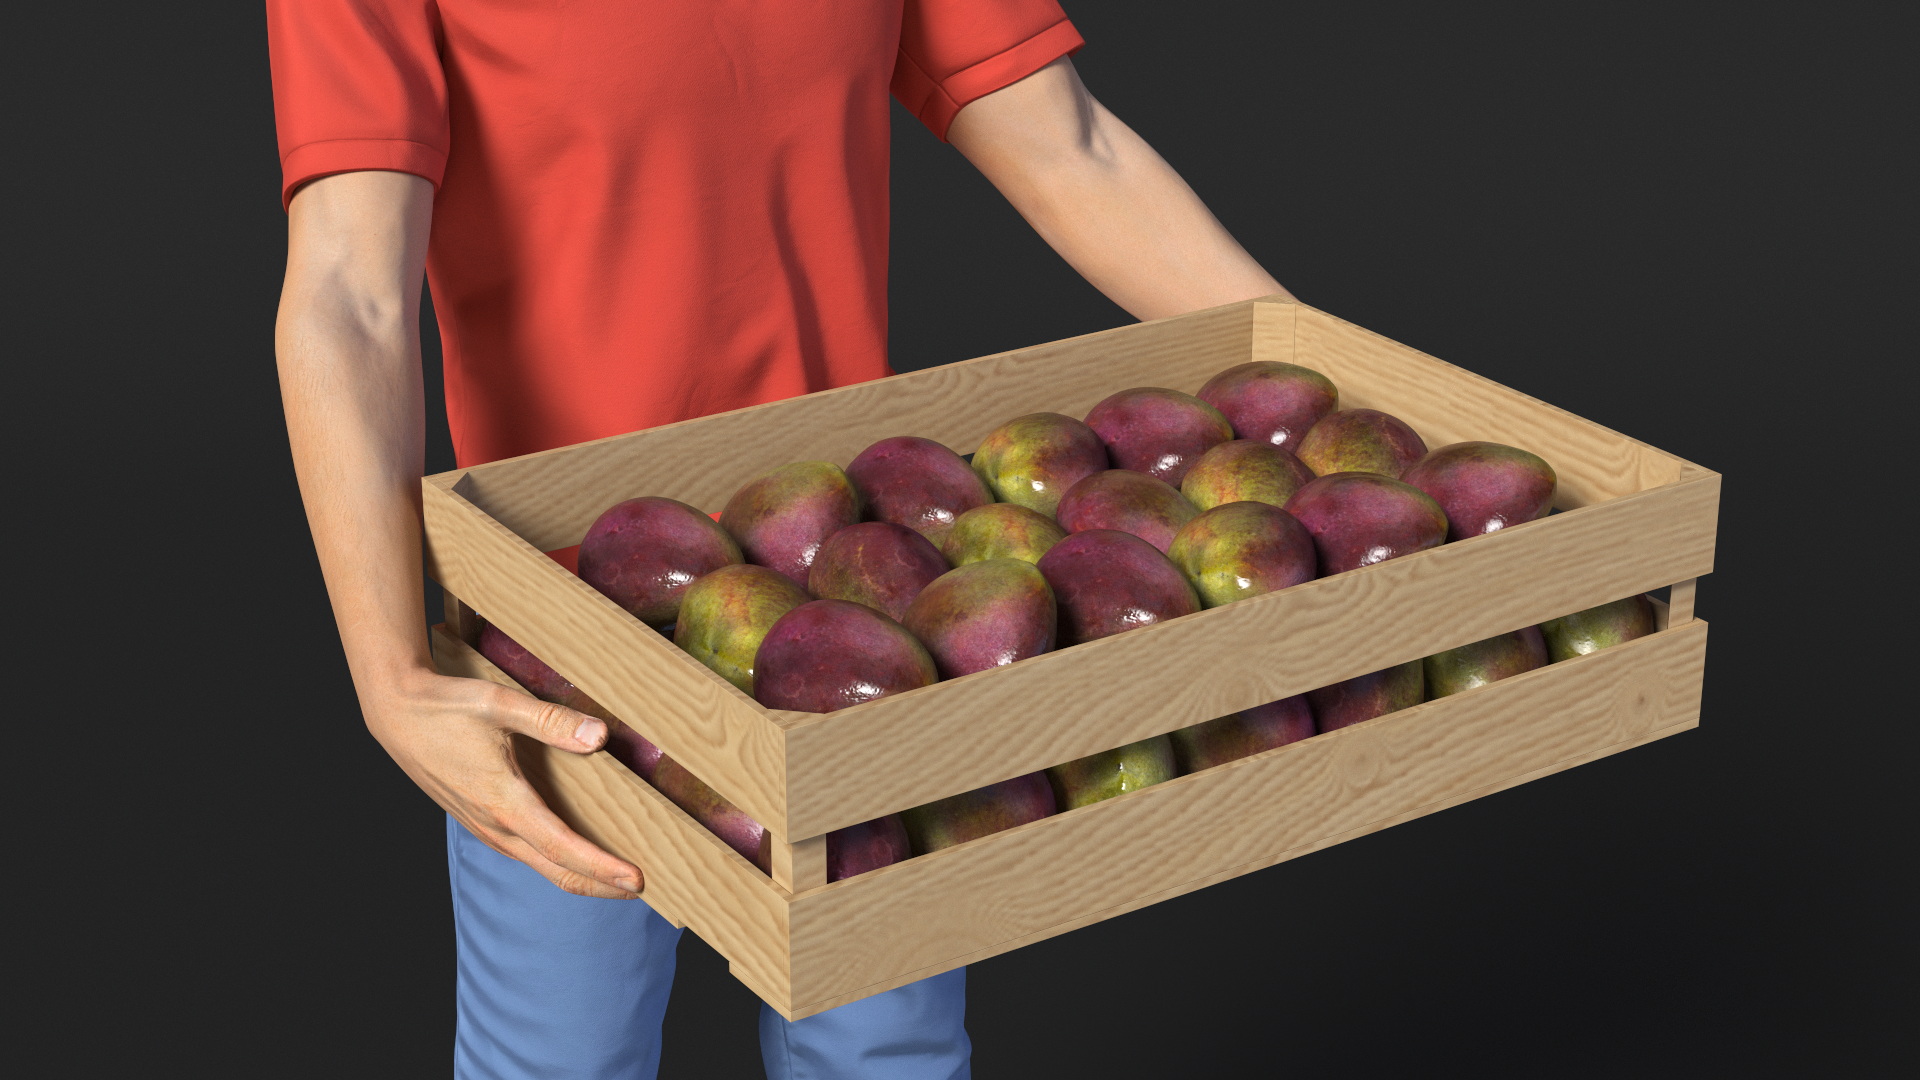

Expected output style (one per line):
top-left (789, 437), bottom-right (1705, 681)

top-left (276, 170), bottom-right (641, 901)
top-left (367, 668), bottom-right (643, 898)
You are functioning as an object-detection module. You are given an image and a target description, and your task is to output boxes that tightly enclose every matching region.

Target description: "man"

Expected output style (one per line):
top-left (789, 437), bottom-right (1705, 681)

top-left (270, 2), bottom-right (1289, 1076)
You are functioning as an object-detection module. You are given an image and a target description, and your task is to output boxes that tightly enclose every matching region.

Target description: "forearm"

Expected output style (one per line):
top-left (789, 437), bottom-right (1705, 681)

top-left (275, 173), bottom-right (436, 705)
top-left (950, 60), bottom-right (1290, 322)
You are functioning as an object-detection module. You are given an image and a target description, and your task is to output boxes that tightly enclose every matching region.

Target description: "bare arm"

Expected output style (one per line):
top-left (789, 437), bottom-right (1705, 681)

top-left (276, 170), bottom-right (641, 899)
top-left (947, 57), bottom-right (1292, 321)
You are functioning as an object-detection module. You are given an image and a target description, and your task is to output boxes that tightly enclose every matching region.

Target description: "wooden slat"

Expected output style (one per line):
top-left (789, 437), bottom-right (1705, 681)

top-left (777, 470), bottom-right (1719, 837)
top-left (431, 627), bottom-right (794, 1000)
top-left (1292, 306), bottom-right (1691, 508)
top-left (443, 592), bottom-right (481, 644)
top-left (423, 477), bottom-right (792, 834)
top-left (1669, 578), bottom-right (1698, 625)
top-left (440, 299), bottom-right (1261, 551)
top-left (770, 835), bottom-right (829, 895)
top-left (1248, 297), bottom-right (1297, 365)
top-left (779, 618), bottom-right (1707, 1016)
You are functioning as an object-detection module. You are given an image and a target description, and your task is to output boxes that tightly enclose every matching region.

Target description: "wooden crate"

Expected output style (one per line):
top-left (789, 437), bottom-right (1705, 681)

top-left (423, 296), bottom-right (1717, 1019)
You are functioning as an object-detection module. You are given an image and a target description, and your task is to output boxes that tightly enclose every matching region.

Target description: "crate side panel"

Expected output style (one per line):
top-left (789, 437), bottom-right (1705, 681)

top-left (424, 481), bottom-right (791, 833)
top-left (1294, 306), bottom-right (1686, 507)
top-left (783, 620), bottom-right (1707, 1010)
top-left (1249, 298), bottom-right (1297, 364)
top-left (432, 628), bottom-right (795, 1005)
top-left (781, 474), bottom-right (1718, 837)
top-left (444, 300), bottom-right (1264, 551)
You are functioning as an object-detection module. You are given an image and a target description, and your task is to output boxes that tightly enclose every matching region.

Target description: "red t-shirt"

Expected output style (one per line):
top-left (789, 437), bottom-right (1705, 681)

top-left (269, 1), bottom-right (1083, 468)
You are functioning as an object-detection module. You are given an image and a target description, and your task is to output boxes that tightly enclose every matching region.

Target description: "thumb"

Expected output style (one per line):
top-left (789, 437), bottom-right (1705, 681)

top-left (487, 685), bottom-right (608, 754)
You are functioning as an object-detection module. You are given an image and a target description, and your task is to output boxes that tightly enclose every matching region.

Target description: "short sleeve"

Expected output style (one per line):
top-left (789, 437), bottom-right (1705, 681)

top-left (892, 0), bottom-right (1085, 142)
top-left (266, 0), bottom-right (450, 209)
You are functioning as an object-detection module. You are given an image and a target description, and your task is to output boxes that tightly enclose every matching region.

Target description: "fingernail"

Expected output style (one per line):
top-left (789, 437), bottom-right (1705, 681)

top-left (574, 718), bottom-right (606, 746)
top-left (619, 875), bottom-right (642, 894)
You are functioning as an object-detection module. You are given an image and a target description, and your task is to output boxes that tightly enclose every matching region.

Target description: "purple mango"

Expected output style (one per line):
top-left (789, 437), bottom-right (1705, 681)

top-left (827, 815), bottom-right (913, 882)
top-left (477, 621), bottom-right (576, 703)
top-left (1402, 441), bottom-right (1558, 540)
top-left (1167, 501), bottom-right (1317, 607)
top-left (1424, 626), bottom-right (1550, 697)
top-left (1170, 695), bottom-right (1317, 773)
top-left (1036, 529), bottom-right (1201, 646)
top-left (650, 752), bottom-right (771, 871)
top-left (846, 435), bottom-right (993, 547)
top-left (1296, 408), bottom-right (1428, 478)
top-left (720, 461), bottom-right (862, 588)
top-left (902, 559), bottom-right (1056, 679)
top-left (1196, 361), bottom-right (1340, 451)
top-left (1181, 439), bottom-right (1315, 511)
top-left (753, 599), bottom-right (939, 713)
top-left (1308, 661), bottom-right (1426, 732)
top-left (1055, 469), bottom-right (1200, 554)
top-left (806, 521), bottom-right (948, 622)
top-left (578, 496), bottom-right (744, 627)
top-left (1284, 472), bottom-right (1448, 575)
top-left (1084, 386), bottom-right (1234, 486)
top-left (900, 772), bottom-right (1057, 854)
top-left (972, 412), bottom-right (1110, 519)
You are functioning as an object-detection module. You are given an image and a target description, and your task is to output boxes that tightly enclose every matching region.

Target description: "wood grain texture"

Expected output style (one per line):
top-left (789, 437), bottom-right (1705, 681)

top-left (1669, 578), bottom-right (1698, 625)
top-left (423, 478), bottom-right (792, 834)
top-left (771, 835), bottom-right (829, 895)
top-left (437, 299), bottom-right (1261, 550)
top-left (780, 618), bottom-right (1708, 1015)
top-left (431, 626), bottom-right (794, 993)
top-left (1291, 305), bottom-right (1693, 508)
top-left (777, 471), bottom-right (1719, 837)
top-left (1249, 297), bottom-right (1297, 365)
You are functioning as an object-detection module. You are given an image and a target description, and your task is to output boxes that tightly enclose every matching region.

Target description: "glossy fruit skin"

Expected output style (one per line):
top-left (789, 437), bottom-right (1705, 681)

top-left (753, 600), bottom-right (939, 713)
top-left (578, 496), bottom-right (744, 627)
top-left (972, 412), bottom-right (1110, 519)
top-left (900, 772), bottom-right (1057, 854)
top-left (902, 559), bottom-right (1056, 679)
top-left (1308, 661), bottom-right (1425, 732)
top-left (806, 521), bottom-right (948, 622)
top-left (1047, 736), bottom-right (1178, 809)
top-left (1197, 361), bottom-right (1339, 450)
top-left (1296, 409), bottom-right (1428, 478)
top-left (673, 564), bottom-right (812, 696)
top-left (845, 436), bottom-right (993, 548)
top-left (827, 815), bottom-right (913, 882)
top-left (1284, 472), bottom-right (1449, 575)
top-left (1055, 469), bottom-right (1200, 554)
top-left (1424, 626), bottom-right (1550, 698)
top-left (941, 502), bottom-right (1067, 566)
top-left (1181, 439), bottom-right (1315, 511)
top-left (1167, 501), bottom-right (1318, 608)
top-left (1540, 596), bottom-right (1657, 662)
top-left (477, 622), bottom-right (576, 702)
top-left (1036, 529), bottom-right (1201, 645)
top-left (1401, 441), bottom-right (1557, 540)
top-left (1170, 695), bottom-right (1317, 773)
top-left (720, 461), bottom-right (862, 588)
top-left (1083, 386), bottom-right (1234, 486)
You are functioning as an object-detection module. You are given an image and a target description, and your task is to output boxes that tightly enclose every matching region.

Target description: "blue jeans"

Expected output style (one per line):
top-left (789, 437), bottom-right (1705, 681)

top-left (447, 815), bottom-right (971, 1079)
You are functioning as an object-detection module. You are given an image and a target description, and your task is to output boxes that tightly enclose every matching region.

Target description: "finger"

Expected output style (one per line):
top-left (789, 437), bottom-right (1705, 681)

top-left (484, 683), bottom-right (608, 753)
top-left (509, 841), bottom-right (644, 900)
top-left (495, 786), bottom-right (644, 895)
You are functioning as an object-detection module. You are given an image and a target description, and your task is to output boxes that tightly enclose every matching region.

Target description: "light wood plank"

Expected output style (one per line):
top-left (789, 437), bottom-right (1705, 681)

top-left (770, 835), bottom-right (829, 895)
top-left (1293, 307), bottom-right (1694, 508)
top-left (446, 300), bottom-right (1263, 550)
top-left (424, 475), bottom-right (793, 834)
top-left (1669, 578), bottom-right (1698, 625)
top-left (780, 619), bottom-right (1708, 1013)
top-left (1248, 297), bottom-right (1297, 365)
top-left (777, 471), bottom-right (1719, 837)
top-left (431, 627), bottom-right (794, 996)
top-left (443, 592), bottom-right (481, 644)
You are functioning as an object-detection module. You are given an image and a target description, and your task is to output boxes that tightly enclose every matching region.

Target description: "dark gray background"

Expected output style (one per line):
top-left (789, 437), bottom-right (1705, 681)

top-left (11, 2), bottom-right (1909, 1075)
